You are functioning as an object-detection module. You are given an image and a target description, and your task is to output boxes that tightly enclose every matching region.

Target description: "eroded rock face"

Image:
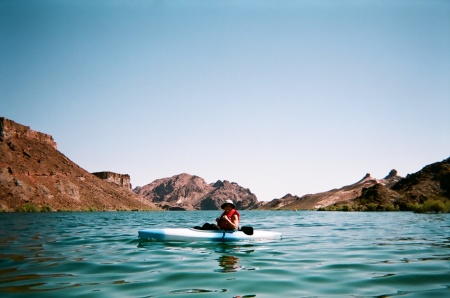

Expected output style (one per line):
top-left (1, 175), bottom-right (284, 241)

top-left (134, 173), bottom-right (259, 210)
top-left (0, 117), bottom-right (159, 211)
top-left (0, 117), bottom-right (57, 149)
top-left (92, 171), bottom-right (132, 190)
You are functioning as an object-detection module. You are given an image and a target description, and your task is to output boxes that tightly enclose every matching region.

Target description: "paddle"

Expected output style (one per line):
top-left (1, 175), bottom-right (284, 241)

top-left (193, 225), bottom-right (254, 235)
top-left (240, 226), bottom-right (254, 235)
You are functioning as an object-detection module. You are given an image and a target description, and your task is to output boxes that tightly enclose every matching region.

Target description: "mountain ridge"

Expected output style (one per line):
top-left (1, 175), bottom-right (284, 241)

top-left (1, 116), bottom-right (447, 212)
top-left (256, 170), bottom-right (402, 210)
top-left (134, 173), bottom-right (259, 210)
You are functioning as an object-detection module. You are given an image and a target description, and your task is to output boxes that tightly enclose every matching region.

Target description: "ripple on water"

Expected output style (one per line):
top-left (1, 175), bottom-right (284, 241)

top-left (0, 211), bottom-right (449, 298)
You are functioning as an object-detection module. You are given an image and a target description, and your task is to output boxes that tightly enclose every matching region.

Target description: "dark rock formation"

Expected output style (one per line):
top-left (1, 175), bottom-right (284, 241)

top-left (92, 171), bottom-right (132, 190)
top-left (389, 157), bottom-right (450, 206)
top-left (380, 169), bottom-right (402, 187)
top-left (352, 183), bottom-right (404, 210)
top-left (0, 117), bottom-right (159, 211)
top-left (391, 157), bottom-right (450, 199)
top-left (384, 169), bottom-right (397, 179)
top-left (135, 173), bottom-right (259, 210)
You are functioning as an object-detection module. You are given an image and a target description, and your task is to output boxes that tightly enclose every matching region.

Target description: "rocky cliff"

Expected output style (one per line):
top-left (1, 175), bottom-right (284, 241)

top-left (257, 170), bottom-right (402, 210)
top-left (0, 117), bottom-right (159, 211)
top-left (92, 171), bottom-right (132, 190)
top-left (134, 173), bottom-right (259, 210)
top-left (0, 117), bottom-right (57, 149)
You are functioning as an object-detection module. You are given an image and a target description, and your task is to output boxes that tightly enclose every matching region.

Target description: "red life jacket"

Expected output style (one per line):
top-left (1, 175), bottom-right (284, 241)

top-left (218, 209), bottom-right (240, 230)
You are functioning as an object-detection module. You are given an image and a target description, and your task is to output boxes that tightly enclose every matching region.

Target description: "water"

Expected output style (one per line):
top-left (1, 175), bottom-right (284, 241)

top-left (0, 211), bottom-right (449, 298)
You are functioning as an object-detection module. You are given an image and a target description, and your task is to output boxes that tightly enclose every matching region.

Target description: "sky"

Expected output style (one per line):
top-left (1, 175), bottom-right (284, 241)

top-left (1, 0), bottom-right (449, 201)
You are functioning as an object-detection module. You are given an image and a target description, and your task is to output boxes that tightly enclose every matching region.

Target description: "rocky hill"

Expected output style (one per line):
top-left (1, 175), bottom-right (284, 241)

top-left (0, 117), bottom-right (159, 211)
top-left (257, 170), bottom-right (402, 210)
top-left (134, 173), bottom-right (259, 210)
top-left (347, 157), bottom-right (450, 212)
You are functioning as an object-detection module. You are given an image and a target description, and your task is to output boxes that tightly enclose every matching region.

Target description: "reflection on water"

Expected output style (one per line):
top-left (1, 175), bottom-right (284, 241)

top-left (216, 255), bottom-right (241, 273)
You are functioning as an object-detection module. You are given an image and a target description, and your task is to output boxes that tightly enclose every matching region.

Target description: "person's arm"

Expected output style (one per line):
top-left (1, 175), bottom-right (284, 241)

top-left (227, 214), bottom-right (239, 229)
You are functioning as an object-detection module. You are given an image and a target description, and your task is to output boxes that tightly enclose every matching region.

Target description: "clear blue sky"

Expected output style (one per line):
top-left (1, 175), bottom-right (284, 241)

top-left (1, 0), bottom-right (449, 201)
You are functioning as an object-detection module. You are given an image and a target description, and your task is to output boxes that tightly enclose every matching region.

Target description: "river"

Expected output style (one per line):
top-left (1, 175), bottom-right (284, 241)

top-left (0, 211), bottom-right (449, 297)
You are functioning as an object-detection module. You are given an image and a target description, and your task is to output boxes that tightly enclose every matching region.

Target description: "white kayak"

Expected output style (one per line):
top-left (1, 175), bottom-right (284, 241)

top-left (138, 228), bottom-right (282, 242)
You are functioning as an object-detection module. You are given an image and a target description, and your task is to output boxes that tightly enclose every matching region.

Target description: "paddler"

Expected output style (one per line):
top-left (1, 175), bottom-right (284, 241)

top-left (216, 199), bottom-right (240, 230)
top-left (195, 199), bottom-right (240, 231)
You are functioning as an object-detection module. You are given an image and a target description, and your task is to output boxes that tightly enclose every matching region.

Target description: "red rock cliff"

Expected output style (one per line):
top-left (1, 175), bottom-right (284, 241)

top-left (92, 171), bottom-right (132, 190)
top-left (0, 116), bottom-right (158, 211)
top-left (0, 117), bottom-right (57, 149)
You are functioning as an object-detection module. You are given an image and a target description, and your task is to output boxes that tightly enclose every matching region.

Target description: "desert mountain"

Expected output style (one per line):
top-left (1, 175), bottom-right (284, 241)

top-left (257, 170), bottom-right (402, 210)
top-left (0, 117), bottom-right (159, 211)
top-left (350, 157), bottom-right (450, 211)
top-left (391, 157), bottom-right (450, 199)
top-left (134, 173), bottom-right (259, 210)
top-left (2, 116), bottom-right (447, 213)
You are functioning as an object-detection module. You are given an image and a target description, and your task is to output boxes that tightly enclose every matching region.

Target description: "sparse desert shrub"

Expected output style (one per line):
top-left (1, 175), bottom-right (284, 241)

top-left (366, 203), bottom-right (378, 211)
top-left (340, 205), bottom-right (350, 211)
top-left (417, 200), bottom-right (447, 213)
top-left (406, 203), bottom-right (420, 212)
top-left (18, 203), bottom-right (40, 212)
top-left (40, 205), bottom-right (53, 212)
top-left (384, 203), bottom-right (398, 211)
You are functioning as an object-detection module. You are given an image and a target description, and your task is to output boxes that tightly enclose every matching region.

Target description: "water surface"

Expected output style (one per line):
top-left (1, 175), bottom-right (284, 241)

top-left (0, 211), bottom-right (449, 297)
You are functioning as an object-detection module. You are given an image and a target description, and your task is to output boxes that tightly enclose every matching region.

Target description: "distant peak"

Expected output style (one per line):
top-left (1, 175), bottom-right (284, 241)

top-left (213, 180), bottom-right (224, 187)
top-left (384, 169), bottom-right (398, 179)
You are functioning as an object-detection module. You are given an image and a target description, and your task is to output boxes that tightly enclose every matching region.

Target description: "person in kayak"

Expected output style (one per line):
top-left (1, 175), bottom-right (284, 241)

top-left (195, 199), bottom-right (240, 230)
top-left (216, 199), bottom-right (240, 230)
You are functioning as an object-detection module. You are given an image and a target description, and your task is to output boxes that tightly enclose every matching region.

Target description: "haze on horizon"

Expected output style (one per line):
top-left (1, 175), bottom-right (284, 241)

top-left (1, 0), bottom-right (449, 201)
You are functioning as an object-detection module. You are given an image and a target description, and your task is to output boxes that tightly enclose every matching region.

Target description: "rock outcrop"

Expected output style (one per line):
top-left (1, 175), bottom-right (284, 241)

top-left (92, 171), bottom-right (132, 190)
top-left (135, 173), bottom-right (259, 210)
top-left (0, 117), bottom-right (159, 211)
top-left (0, 117), bottom-right (57, 149)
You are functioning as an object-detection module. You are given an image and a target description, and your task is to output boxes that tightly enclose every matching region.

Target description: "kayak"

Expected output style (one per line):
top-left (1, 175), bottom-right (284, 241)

top-left (138, 228), bottom-right (281, 242)
top-left (138, 228), bottom-right (282, 242)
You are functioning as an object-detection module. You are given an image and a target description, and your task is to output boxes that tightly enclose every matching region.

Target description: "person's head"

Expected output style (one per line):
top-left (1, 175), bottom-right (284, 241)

top-left (221, 199), bottom-right (236, 210)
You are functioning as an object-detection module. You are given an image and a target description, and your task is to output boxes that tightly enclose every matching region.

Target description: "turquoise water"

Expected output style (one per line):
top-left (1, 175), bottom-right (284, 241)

top-left (0, 211), bottom-right (449, 297)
